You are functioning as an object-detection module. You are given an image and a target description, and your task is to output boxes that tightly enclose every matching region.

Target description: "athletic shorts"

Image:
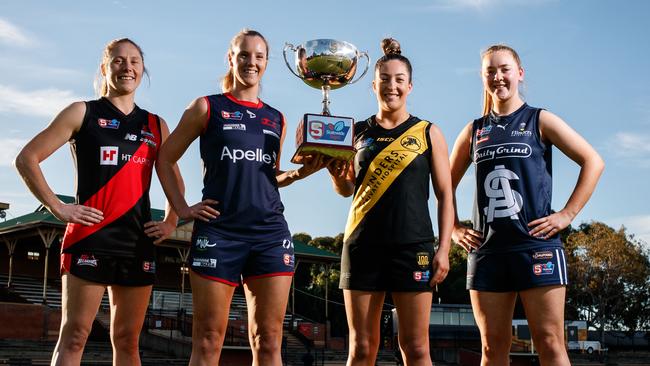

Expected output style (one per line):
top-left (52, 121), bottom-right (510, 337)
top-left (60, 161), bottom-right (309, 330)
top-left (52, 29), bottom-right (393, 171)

top-left (189, 226), bottom-right (294, 287)
top-left (339, 241), bottom-right (435, 292)
top-left (60, 252), bottom-right (156, 286)
top-left (466, 247), bottom-right (568, 292)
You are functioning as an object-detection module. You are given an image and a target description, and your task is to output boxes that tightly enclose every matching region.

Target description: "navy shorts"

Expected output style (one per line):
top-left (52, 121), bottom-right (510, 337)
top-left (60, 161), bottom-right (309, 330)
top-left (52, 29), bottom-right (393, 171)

top-left (189, 226), bottom-right (294, 286)
top-left (466, 247), bottom-right (568, 292)
top-left (339, 241), bottom-right (435, 292)
top-left (61, 252), bottom-right (156, 286)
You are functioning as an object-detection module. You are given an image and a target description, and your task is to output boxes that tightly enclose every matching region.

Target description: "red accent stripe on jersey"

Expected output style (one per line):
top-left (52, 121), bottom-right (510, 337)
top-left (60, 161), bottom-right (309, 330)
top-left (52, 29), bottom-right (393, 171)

top-left (61, 114), bottom-right (159, 250)
top-left (224, 92), bottom-right (263, 109)
top-left (193, 270), bottom-right (240, 287)
top-left (202, 96), bottom-right (211, 135)
top-left (242, 272), bottom-right (294, 283)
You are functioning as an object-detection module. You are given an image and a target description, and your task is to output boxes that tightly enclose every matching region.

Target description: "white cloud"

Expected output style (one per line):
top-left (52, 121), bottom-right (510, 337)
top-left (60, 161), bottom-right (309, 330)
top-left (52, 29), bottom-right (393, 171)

top-left (607, 132), bottom-right (650, 168)
top-left (606, 215), bottom-right (650, 250)
top-left (0, 85), bottom-right (84, 118)
top-left (424, 0), bottom-right (556, 12)
top-left (0, 56), bottom-right (87, 81)
top-left (0, 138), bottom-right (27, 166)
top-left (0, 18), bottom-right (35, 47)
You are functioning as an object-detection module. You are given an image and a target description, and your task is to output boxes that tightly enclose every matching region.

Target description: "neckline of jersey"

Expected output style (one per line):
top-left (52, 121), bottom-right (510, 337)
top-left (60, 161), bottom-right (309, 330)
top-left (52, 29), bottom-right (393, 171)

top-left (489, 103), bottom-right (528, 125)
top-left (100, 97), bottom-right (138, 119)
top-left (370, 114), bottom-right (417, 132)
top-left (224, 92), bottom-right (264, 109)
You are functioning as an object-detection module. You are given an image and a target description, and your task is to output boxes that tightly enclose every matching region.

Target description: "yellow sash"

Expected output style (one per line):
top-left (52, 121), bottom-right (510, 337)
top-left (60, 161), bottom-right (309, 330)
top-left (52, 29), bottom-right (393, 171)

top-left (344, 121), bottom-right (429, 241)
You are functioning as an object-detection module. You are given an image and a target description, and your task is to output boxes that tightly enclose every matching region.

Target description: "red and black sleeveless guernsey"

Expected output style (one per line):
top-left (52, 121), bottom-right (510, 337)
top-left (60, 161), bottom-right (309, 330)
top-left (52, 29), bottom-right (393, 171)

top-left (198, 93), bottom-right (290, 241)
top-left (470, 103), bottom-right (562, 253)
top-left (344, 115), bottom-right (435, 246)
top-left (61, 98), bottom-right (161, 258)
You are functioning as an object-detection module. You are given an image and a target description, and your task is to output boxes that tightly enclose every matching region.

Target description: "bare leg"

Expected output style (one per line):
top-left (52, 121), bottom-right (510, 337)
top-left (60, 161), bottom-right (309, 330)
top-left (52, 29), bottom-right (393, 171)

top-left (243, 275), bottom-right (292, 366)
top-left (392, 291), bottom-right (433, 366)
top-left (470, 290), bottom-right (517, 366)
top-left (51, 273), bottom-right (106, 366)
top-left (107, 284), bottom-right (152, 366)
top-left (343, 289), bottom-right (386, 366)
top-left (520, 285), bottom-right (571, 366)
top-left (188, 271), bottom-right (235, 366)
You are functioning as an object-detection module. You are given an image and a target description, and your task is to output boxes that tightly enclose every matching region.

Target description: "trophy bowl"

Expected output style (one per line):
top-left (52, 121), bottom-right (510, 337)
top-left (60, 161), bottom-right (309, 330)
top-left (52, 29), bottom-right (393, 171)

top-left (284, 39), bottom-right (369, 91)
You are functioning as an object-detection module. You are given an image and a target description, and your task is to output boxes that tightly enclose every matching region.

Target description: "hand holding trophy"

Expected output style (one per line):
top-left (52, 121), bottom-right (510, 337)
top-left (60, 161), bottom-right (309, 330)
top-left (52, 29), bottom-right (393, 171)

top-left (283, 39), bottom-right (369, 163)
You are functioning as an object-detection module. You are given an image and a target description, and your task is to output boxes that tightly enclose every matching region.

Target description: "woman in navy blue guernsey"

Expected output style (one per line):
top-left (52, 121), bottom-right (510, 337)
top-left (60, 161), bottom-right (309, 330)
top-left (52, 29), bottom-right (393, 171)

top-left (449, 44), bottom-right (604, 366)
top-left (156, 29), bottom-right (326, 366)
top-left (15, 38), bottom-right (180, 365)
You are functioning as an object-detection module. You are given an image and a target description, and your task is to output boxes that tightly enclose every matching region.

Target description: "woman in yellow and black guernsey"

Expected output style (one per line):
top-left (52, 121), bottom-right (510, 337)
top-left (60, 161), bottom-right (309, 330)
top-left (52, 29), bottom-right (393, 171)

top-left (327, 38), bottom-right (454, 366)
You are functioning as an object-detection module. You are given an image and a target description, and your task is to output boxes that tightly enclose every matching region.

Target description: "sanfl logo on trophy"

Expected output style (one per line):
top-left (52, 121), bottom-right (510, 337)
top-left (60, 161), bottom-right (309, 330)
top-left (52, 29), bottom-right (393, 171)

top-left (483, 165), bottom-right (523, 223)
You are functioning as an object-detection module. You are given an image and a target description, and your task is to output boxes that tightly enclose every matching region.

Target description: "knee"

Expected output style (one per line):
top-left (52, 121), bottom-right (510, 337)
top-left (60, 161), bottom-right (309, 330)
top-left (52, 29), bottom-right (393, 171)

top-left (59, 322), bottom-right (91, 354)
top-left (534, 332), bottom-right (566, 356)
top-left (398, 337), bottom-right (430, 361)
top-left (481, 332), bottom-right (512, 360)
top-left (194, 327), bottom-right (226, 357)
top-left (349, 336), bottom-right (379, 361)
top-left (111, 326), bottom-right (141, 355)
top-left (249, 327), bottom-right (282, 356)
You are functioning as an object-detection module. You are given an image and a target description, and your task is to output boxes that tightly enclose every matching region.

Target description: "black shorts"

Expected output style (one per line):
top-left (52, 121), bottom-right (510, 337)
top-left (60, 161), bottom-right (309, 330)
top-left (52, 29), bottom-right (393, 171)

top-left (466, 247), bottom-right (568, 292)
top-left (339, 241), bottom-right (435, 292)
top-left (61, 252), bottom-right (156, 286)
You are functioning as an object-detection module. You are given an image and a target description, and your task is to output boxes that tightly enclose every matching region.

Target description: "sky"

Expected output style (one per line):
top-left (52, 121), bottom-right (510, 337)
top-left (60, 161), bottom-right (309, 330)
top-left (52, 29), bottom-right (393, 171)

top-left (1, 0), bottom-right (649, 246)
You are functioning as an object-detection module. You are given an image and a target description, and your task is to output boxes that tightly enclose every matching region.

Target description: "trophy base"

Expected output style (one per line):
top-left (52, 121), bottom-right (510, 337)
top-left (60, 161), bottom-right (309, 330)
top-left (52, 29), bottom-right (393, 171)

top-left (291, 144), bottom-right (356, 164)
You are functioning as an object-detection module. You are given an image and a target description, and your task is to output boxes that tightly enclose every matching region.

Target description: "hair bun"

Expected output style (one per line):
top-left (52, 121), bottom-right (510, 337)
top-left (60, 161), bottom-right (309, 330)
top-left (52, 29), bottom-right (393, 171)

top-left (381, 38), bottom-right (401, 56)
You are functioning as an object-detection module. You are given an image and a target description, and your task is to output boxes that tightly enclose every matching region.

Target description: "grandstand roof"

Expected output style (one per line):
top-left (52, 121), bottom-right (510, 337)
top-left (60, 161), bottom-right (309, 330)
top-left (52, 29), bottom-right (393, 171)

top-left (0, 195), bottom-right (339, 262)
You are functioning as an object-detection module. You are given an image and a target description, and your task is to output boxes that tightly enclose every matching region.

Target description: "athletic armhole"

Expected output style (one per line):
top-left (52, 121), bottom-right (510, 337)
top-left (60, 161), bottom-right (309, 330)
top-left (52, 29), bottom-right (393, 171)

top-left (534, 108), bottom-right (547, 149)
top-left (280, 112), bottom-right (286, 138)
top-left (148, 113), bottom-right (162, 146)
top-left (71, 101), bottom-right (91, 142)
top-left (201, 96), bottom-right (211, 135)
top-left (424, 121), bottom-right (433, 151)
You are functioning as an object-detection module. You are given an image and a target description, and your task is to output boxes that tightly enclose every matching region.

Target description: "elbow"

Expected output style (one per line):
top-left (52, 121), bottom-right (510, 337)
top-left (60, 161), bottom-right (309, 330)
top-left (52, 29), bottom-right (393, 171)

top-left (13, 151), bottom-right (29, 174)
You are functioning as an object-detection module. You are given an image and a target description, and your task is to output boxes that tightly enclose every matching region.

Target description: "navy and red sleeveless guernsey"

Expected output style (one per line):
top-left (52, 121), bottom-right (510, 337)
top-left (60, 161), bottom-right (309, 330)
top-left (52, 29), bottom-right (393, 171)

top-left (198, 93), bottom-right (290, 241)
top-left (470, 103), bottom-right (561, 253)
top-left (61, 98), bottom-right (161, 262)
top-left (344, 115), bottom-right (435, 246)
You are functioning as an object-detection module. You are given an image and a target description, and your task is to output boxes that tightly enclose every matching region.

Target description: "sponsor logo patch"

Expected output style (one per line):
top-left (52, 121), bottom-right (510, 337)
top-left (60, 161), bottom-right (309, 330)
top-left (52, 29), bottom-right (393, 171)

top-left (77, 254), bottom-right (98, 267)
top-left (532, 251), bottom-right (554, 260)
top-left (192, 257), bottom-right (217, 268)
top-left (282, 239), bottom-right (293, 249)
top-left (533, 262), bottom-right (555, 276)
top-left (195, 236), bottom-right (216, 250)
top-left (223, 123), bottom-right (246, 131)
top-left (100, 146), bottom-right (119, 165)
top-left (221, 146), bottom-right (274, 165)
top-left (246, 110), bottom-right (256, 118)
top-left (124, 133), bottom-right (138, 141)
top-left (474, 143), bottom-right (532, 163)
top-left (142, 261), bottom-right (156, 273)
top-left (416, 252), bottom-right (430, 267)
top-left (413, 270), bottom-right (431, 282)
top-left (400, 135), bottom-right (422, 151)
top-left (308, 120), bottom-right (350, 142)
top-left (261, 118), bottom-right (278, 129)
top-left (98, 118), bottom-right (120, 129)
top-left (221, 110), bottom-right (243, 120)
top-left (283, 253), bottom-right (295, 267)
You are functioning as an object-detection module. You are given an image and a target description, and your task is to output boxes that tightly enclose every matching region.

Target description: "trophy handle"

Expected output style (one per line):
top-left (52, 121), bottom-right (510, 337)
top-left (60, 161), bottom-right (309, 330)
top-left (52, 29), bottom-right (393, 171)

top-left (283, 43), bottom-right (303, 79)
top-left (347, 51), bottom-right (370, 85)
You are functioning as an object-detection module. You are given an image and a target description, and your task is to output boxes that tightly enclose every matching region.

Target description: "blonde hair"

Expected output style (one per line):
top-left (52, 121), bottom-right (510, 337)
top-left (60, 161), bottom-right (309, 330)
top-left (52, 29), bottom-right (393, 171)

top-left (94, 38), bottom-right (147, 97)
top-left (221, 29), bottom-right (269, 93)
top-left (480, 44), bottom-right (522, 116)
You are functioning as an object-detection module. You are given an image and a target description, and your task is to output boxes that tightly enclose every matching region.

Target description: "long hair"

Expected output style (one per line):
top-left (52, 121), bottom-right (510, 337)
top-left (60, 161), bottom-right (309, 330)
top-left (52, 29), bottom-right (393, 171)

top-left (94, 38), bottom-right (147, 97)
top-left (221, 29), bottom-right (269, 93)
top-left (480, 44), bottom-right (522, 116)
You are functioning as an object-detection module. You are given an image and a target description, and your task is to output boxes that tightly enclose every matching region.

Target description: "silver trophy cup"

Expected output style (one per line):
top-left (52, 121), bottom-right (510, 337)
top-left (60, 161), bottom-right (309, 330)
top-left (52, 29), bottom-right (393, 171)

top-left (283, 39), bottom-right (369, 162)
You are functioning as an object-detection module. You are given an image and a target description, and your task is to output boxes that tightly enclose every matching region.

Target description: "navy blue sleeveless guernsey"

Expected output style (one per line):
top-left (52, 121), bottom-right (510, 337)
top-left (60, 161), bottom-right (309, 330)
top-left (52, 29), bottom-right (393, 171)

top-left (470, 103), bottom-right (561, 253)
top-left (199, 93), bottom-right (290, 241)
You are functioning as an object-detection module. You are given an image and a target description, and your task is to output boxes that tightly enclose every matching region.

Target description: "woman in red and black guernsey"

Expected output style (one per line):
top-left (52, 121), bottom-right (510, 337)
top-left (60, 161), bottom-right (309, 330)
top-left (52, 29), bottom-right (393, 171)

top-left (327, 38), bottom-right (454, 365)
top-left (15, 38), bottom-right (181, 365)
top-left (156, 29), bottom-right (326, 366)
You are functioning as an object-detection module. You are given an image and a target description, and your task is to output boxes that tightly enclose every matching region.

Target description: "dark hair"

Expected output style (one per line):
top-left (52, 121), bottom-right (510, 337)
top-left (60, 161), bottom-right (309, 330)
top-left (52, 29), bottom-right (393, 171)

top-left (94, 38), bottom-right (148, 97)
top-left (481, 44), bottom-right (523, 116)
top-left (374, 38), bottom-right (412, 82)
top-left (222, 28), bottom-right (269, 93)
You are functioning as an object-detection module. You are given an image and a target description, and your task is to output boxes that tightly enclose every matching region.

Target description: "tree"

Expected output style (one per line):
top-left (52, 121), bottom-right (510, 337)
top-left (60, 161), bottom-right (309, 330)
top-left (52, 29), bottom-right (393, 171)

top-left (292, 232), bottom-right (313, 245)
top-left (565, 221), bottom-right (650, 341)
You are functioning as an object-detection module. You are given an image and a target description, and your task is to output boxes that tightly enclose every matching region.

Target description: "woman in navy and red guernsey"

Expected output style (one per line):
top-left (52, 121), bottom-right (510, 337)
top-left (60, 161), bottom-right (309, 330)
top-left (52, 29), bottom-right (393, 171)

top-left (449, 45), bottom-right (604, 365)
top-left (15, 38), bottom-right (181, 365)
top-left (156, 29), bottom-right (326, 366)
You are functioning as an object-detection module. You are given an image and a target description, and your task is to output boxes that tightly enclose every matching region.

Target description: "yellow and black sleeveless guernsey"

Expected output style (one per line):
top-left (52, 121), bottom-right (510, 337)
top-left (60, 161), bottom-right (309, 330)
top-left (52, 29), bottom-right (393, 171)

top-left (344, 115), bottom-right (435, 246)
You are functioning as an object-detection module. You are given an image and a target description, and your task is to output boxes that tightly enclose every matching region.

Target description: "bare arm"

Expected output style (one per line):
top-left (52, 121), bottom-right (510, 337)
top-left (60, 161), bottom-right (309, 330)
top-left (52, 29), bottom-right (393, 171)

top-left (326, 158), bottom-right (355, 197)
top-left (14, 101), bottom-right (104, 225)
top-left (155, 97), bottom-right (219, 222)
top-left (428, 124), bottom-right (454, 285)
top-left (145, 117), bottom-right (184, 244)
top-left (448, 122), bottom-right (483, 251)
top-left (527, 110), bottom-right (605, 238)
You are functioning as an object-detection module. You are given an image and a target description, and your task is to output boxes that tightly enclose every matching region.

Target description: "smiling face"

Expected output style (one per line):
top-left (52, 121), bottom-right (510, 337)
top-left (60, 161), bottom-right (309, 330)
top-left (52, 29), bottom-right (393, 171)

top-left (228, 35), bottom-right (268, 90)
top-left (101, 41), bottom-right (144, 97)
top-left (481, 49), bottom-right (524, 105)
top-left (373, 59), bottom-right (412, 112)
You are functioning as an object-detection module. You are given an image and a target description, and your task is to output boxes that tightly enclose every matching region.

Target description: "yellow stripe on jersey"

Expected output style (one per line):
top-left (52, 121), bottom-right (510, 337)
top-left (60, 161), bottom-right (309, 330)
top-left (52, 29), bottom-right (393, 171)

top-left (344, 121), bottom-right (429, 241)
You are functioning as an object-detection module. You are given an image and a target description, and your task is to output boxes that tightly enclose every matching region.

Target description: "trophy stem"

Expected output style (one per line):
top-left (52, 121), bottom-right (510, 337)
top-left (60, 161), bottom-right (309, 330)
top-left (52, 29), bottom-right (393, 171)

top-left (321, 84), bottom-right (331, 116)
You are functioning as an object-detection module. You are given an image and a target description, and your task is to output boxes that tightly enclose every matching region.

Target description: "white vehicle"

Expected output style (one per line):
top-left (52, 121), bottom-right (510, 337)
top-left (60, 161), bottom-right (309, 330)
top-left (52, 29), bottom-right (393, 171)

top-left (567, 340), bottom-right (605, 354)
